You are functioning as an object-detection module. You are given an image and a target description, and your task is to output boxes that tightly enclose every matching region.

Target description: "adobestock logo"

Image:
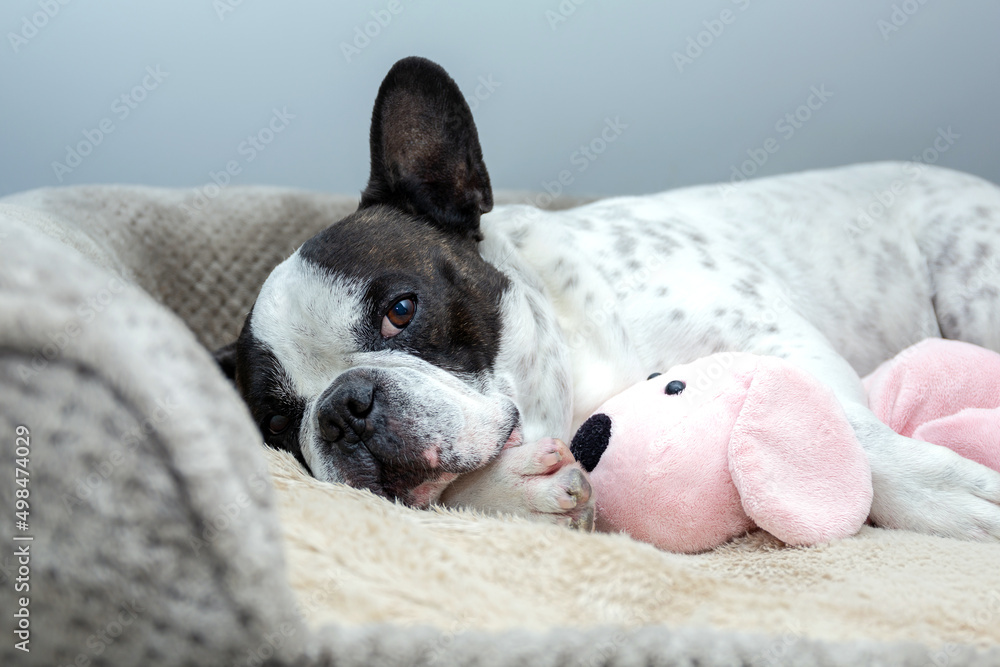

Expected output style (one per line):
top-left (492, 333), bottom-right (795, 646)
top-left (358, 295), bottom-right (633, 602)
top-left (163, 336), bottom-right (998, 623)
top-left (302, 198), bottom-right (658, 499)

top-left (843, 127), bottom-right (959, 241)
top-left (877, 0), bottom-right (932, 41)
top-left (17, 276), bottom-right (127, 383)
top-left (180, 107), bottom-right (295, 216)
top-left (50, 65), bottom-right (169, 183)
top-left (536, 116), bottom-right (628, 206)
top-left (672, 0), bottom-right (752, 74)
top-left (720, 84), bottom-right (833, 199)
top-left (441, 74), bottom-right (502, 136)
top-left (545, 0), bottom-right (587, 31)
top-left (7, 0), bottom-right (73, 54)
top-left (463, 74), bottom-right (501, 112)
top-left (340, 0), bottom-right (408, 63)
top-left (213, 0), bottom-right (247, 22)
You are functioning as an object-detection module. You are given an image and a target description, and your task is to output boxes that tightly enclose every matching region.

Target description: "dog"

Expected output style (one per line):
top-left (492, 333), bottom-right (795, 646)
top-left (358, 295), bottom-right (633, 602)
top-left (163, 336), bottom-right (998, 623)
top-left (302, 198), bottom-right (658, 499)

top-left (216, 56), bottom-right (1000, 540)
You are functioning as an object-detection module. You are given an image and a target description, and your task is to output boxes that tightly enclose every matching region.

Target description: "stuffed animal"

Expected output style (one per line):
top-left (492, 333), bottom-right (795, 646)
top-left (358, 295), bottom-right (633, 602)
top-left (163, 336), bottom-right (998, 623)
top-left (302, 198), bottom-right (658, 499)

top-left (569, 339), bottom-right (1000, 553)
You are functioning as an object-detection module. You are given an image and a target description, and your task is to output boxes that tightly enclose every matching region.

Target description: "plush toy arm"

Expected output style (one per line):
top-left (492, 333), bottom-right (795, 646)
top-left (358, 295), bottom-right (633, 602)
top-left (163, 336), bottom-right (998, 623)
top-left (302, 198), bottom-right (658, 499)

top-left (728, 357), bottom-right (872, 546)
top-left (911, 410), bottom-right (1000, 472)
top-left (863, 338), bottom-right (1000, 473)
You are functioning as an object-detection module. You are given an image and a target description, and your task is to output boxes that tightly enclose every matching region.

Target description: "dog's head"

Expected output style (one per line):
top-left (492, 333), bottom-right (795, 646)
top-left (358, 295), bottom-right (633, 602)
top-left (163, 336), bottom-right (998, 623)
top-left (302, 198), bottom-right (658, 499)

top-left (216, 57), bottom-right (521, 506)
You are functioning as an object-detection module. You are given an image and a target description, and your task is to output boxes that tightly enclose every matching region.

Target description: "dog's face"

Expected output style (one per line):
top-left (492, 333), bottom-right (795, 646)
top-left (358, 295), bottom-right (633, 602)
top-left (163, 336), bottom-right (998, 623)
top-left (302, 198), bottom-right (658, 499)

top-left (218, 57), bottom-right (523, 506)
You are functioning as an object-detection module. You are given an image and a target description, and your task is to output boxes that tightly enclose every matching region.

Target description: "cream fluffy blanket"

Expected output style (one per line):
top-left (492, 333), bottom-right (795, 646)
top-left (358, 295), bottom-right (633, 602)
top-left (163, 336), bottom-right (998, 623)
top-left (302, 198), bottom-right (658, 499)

top-left (272, 449), bottom-right (1000, 647)
top-left (2, 181), bottom-right (998, 665)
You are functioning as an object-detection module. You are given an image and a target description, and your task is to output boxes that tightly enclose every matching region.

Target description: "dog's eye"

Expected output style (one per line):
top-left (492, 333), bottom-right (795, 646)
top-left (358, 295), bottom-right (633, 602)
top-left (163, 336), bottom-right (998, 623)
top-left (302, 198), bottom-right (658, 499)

top-left (267, 414), bottom-right (290, 435)
top-left (665, 380), bottom-right (685, 395)
top-left (381, 297), bottom-right (416, 338)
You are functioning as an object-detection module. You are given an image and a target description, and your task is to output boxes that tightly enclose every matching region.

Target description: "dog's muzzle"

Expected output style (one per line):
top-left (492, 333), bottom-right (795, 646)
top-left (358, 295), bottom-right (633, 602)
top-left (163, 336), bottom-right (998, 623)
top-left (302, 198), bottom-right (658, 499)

top-left (310, 367), bottom-right (517, 506)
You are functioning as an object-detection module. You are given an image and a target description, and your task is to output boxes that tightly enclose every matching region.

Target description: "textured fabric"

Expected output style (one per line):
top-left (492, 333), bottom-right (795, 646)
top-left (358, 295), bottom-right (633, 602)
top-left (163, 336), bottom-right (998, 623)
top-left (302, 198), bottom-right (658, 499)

top-left (2, 184), bottom-right (999, 666)
top-left (273, 443), bottom-right (1000, 650)
top-left (302, 624), bottom-right (1000, 667)
top-left (0, 186), bottom-right (594, 351)
top-left (0, 217), bottom-right (305, 666)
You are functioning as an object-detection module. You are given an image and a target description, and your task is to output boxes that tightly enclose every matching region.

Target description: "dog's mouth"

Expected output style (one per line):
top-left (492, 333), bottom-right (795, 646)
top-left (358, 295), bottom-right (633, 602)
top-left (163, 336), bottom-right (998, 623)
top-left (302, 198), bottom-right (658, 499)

top-left (386, 405), bottom-right (521, 507)
top-left (502, 422), bottom-right (522, 450)
top-left (404, 416), bottom-right (515, 509)
top-left (406, 473), bottom-right (460, 508)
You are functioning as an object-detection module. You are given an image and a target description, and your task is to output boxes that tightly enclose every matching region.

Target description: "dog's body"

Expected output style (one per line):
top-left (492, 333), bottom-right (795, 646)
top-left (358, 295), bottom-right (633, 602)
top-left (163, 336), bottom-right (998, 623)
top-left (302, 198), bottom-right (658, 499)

top-left (222, 57), bottom-right (1000, 540)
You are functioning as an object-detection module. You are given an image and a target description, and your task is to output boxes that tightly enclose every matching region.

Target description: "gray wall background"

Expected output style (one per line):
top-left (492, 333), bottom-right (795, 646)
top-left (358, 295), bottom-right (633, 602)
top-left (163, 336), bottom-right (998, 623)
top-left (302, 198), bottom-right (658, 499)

top-left (1, 1), bottom-right (998, 199)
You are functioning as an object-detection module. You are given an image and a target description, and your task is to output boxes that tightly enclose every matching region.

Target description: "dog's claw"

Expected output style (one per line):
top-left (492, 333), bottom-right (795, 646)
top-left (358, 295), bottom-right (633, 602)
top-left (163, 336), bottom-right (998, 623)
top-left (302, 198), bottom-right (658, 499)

top-left (565, 467), bottom-right (592, 506)
top-left (572, 503), bottom-right (596, 532)
top-left (565, 467), bottom-right (596, 531)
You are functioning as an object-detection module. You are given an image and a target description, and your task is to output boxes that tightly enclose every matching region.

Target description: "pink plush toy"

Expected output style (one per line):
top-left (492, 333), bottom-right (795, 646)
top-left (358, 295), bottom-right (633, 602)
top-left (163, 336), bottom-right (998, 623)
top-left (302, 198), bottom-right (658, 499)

top-left (864, 338), bottom-right (1000, 473)
top-left (570, 339), bottom-right (1000, 553)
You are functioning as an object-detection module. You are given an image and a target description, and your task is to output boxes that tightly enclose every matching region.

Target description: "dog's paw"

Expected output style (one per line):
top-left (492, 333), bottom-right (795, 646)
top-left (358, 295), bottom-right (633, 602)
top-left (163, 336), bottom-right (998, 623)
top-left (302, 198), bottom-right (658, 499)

top-left (870, 436), bottom-right (1000, 541)
top-left (510, 437), bottom-right (595, 529)
top-left (438, 437), bottom-right (595, 530)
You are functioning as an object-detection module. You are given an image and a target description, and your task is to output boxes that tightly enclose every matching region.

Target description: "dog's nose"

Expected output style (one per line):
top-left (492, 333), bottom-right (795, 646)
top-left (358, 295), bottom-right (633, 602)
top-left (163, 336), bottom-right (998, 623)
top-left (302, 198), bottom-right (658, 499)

top-left (317, 374), bottom-right (376, 448)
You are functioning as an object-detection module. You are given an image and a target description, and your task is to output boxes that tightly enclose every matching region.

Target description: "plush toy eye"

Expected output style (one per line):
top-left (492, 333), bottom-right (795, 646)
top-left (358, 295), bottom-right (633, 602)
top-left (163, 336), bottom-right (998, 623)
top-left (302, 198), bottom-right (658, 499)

top-left (647, 372), bottom-right (662, 380)
top-left (381, 297), bottom-right (416, 338)
top-left (665, 380), bottom-right (685, 395)
top-left (267, 414), bottom-right (290, 435)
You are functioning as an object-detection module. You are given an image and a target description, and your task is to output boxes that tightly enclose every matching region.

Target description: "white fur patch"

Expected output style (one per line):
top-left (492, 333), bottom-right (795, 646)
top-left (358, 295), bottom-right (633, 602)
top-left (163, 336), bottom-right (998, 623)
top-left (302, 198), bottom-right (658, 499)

top-left (251, 251), bottom-right (366, 400)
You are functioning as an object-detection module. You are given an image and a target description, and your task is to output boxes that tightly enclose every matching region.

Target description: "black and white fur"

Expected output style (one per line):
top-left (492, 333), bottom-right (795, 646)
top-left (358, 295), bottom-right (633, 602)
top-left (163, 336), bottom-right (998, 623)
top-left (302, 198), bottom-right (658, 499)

top-left (219, 56), bottom-right (1000, 539)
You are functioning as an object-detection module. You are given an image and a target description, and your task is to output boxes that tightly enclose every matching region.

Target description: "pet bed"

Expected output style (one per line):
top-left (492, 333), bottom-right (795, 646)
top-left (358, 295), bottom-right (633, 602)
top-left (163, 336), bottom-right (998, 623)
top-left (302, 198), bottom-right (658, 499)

top-left (1, 178), bottom-right (998, 666)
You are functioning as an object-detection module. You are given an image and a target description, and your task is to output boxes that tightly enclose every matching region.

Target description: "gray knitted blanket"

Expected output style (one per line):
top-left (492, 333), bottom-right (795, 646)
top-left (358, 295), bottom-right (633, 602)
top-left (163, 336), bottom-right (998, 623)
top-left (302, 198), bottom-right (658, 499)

top-left (1, 183), bottom-right (998, 666)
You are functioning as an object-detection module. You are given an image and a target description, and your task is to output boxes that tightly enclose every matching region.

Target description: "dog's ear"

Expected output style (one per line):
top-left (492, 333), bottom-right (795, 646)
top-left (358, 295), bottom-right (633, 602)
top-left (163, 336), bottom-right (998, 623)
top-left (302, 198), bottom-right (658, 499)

top-left (212, 340), bottom-right (238, 382)
top-left (360, 56), bottom-right (493, 240)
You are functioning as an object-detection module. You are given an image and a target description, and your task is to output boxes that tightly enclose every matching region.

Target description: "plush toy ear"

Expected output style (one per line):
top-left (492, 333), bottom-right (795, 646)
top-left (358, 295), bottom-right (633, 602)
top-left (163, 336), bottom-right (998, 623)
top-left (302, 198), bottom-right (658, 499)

top-left (728, 357), bottom-right (872, 546)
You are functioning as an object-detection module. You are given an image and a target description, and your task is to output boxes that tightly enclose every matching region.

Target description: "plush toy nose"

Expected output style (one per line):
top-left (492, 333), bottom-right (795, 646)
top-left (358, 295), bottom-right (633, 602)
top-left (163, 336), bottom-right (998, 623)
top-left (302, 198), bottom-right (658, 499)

top-left (570, 413), bottom-right (612, 473)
